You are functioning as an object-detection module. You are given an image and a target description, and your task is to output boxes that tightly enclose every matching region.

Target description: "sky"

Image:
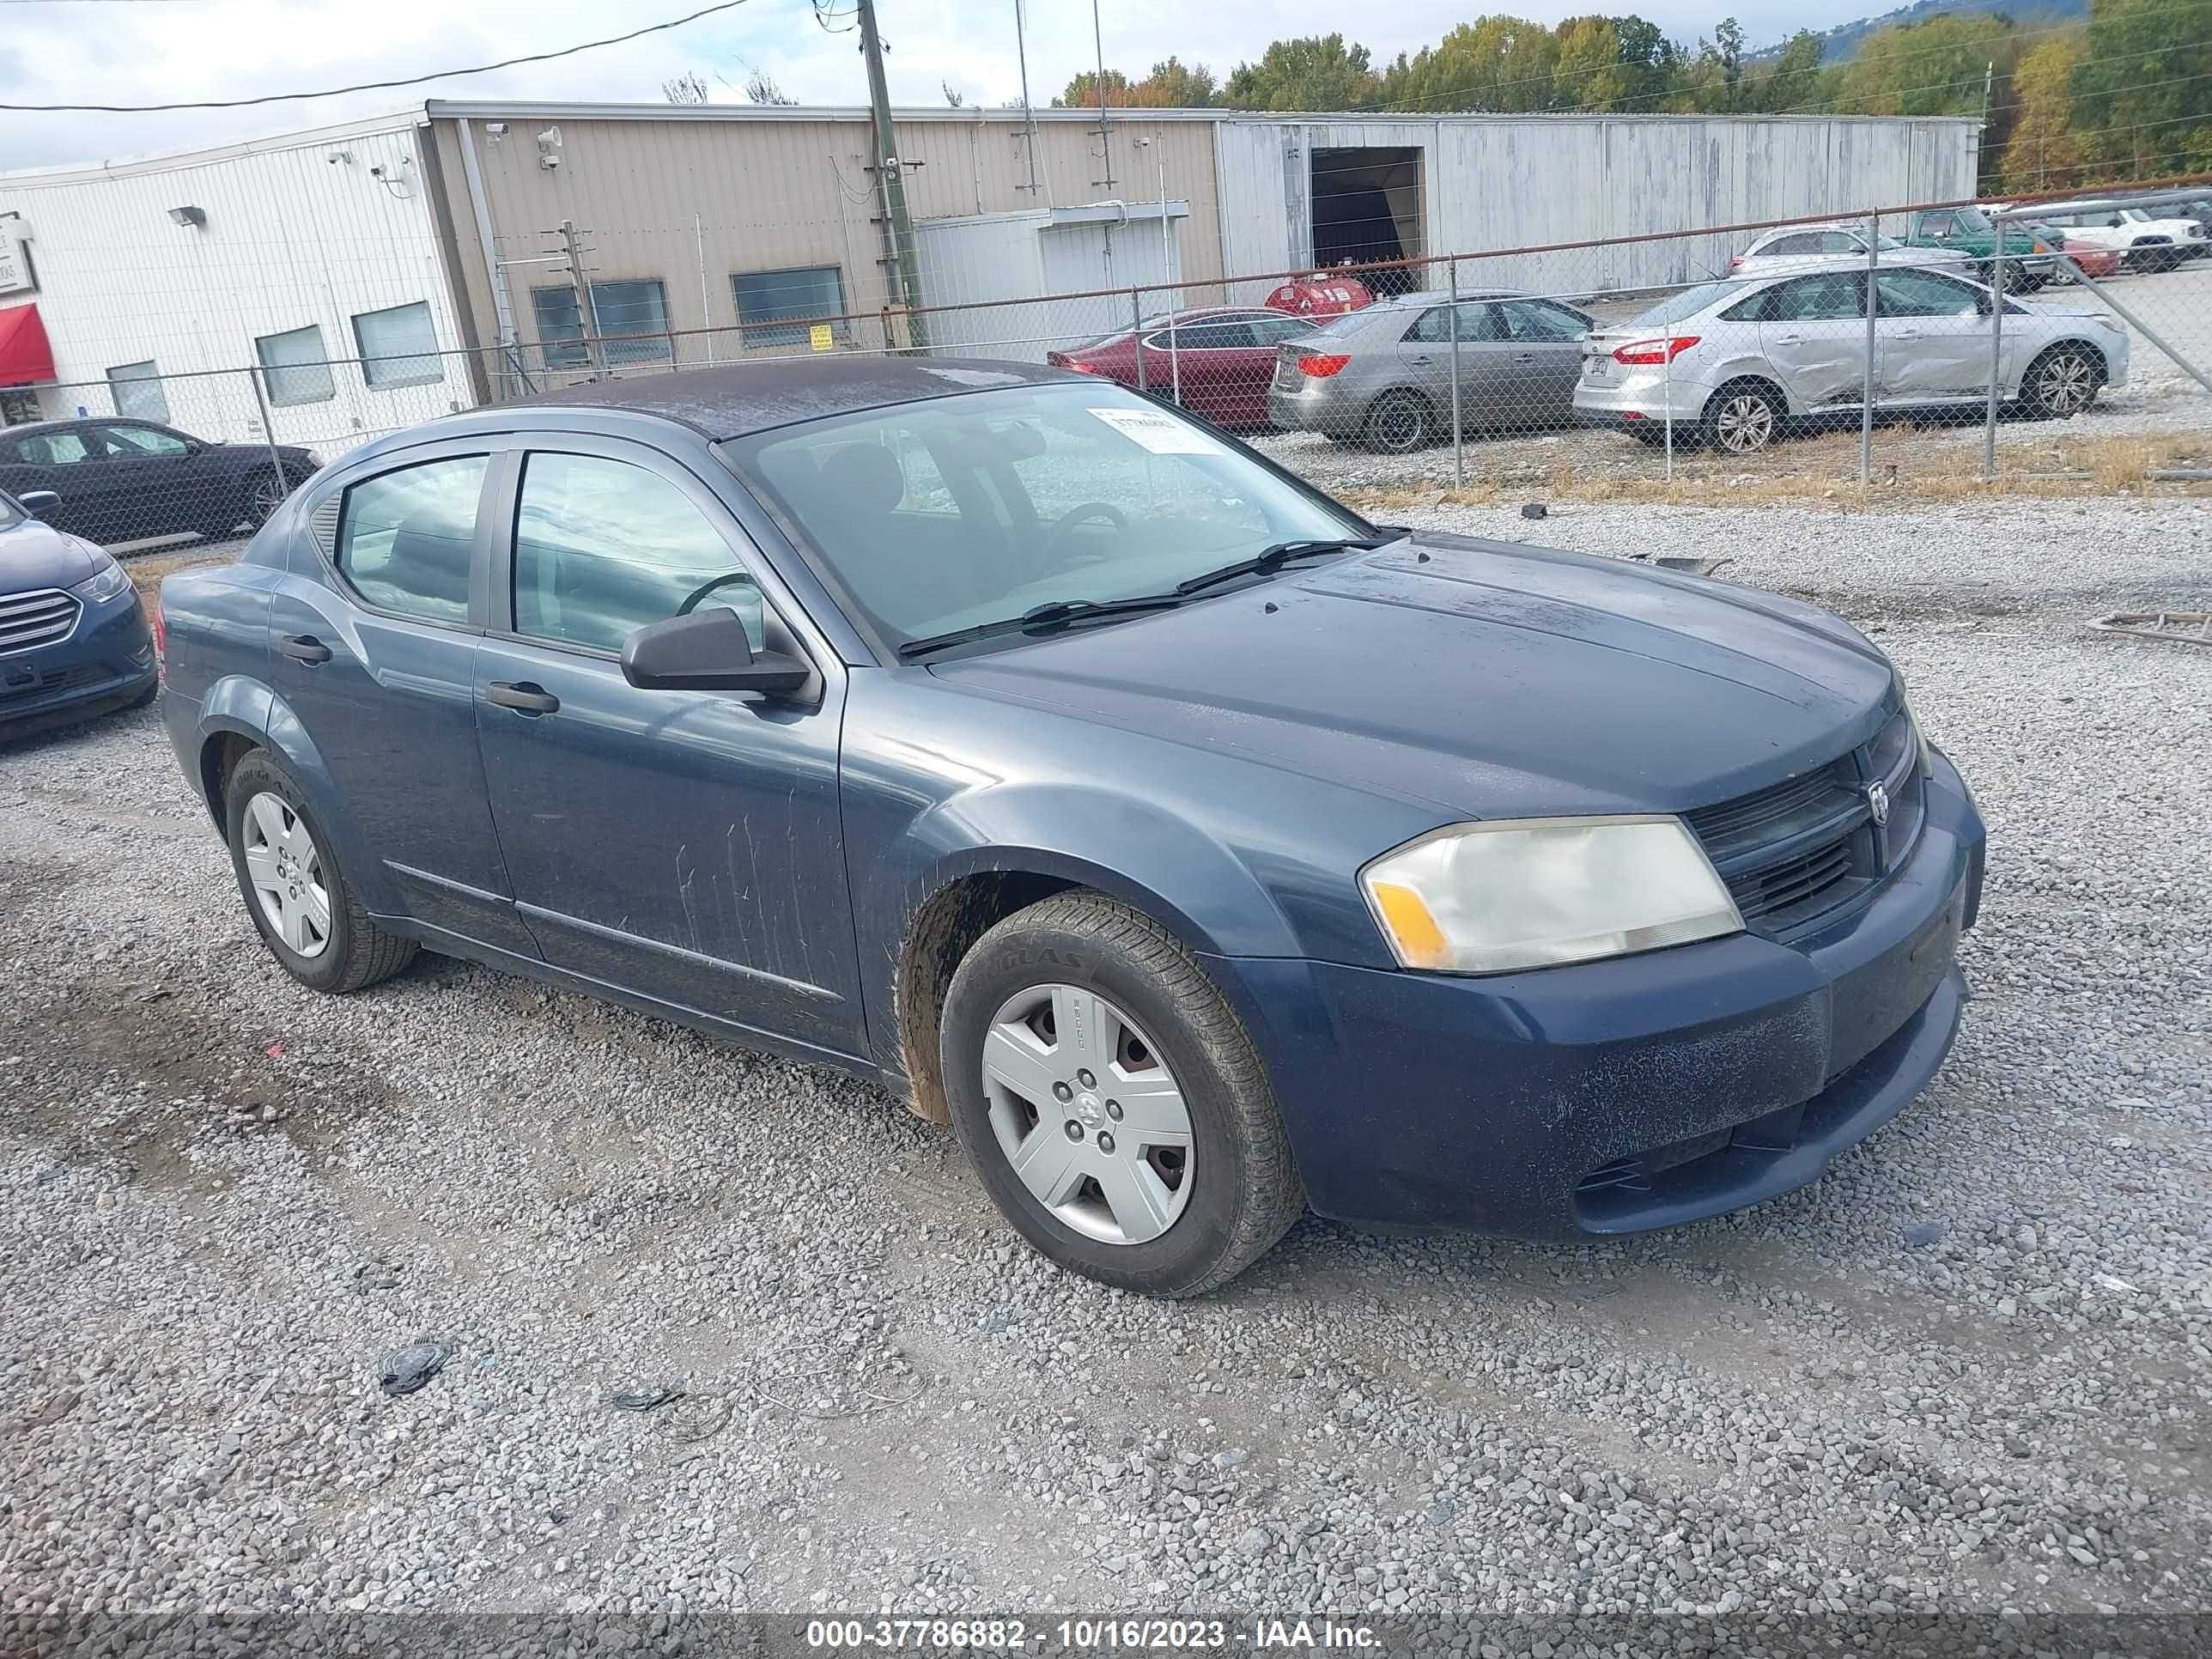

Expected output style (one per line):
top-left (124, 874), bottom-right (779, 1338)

top-left (0, 0), bottom-right (1875, 173)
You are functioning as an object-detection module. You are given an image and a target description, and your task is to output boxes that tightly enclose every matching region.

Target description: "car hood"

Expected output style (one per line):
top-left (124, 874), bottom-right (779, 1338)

top-left (928, 532), bottom-right (1899, 819)
top-left (0, 515), bottom-right (102, 593)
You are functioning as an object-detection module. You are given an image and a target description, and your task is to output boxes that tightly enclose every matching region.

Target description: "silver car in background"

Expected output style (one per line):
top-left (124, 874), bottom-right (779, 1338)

top-left (1572, 265), bottom-right (2130, 453)
top-left (1729, 222), bottom-right (1967, 279)
top-left (1267, 290), bottom-right (1594, 453)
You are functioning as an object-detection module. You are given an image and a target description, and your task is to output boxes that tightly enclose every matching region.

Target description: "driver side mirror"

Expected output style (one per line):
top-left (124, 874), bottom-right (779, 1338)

top-left (621, 607), bottom-right (810, 697)
top-left (18, 489), bottom-right (58, 518)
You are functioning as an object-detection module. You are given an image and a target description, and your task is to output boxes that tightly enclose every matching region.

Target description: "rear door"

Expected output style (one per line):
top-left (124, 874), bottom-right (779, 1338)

top-left (1495, 299), bottom-right (1591, 425)
top-left (1755, 271), bottom-right (1873, 409)
top-left (1873, 267), bottom-right (2001, 403)
top-left (89, 422), bottom-right (214, 542)
top-left (267, 441), bottom-right (537, 954)
top-left (1144, 319), bottom-right (1260, 425)
top-left (471, 437), bottom-right (866, 1058)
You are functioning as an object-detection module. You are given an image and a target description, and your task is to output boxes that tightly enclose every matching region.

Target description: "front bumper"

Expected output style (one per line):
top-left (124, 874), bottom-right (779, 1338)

top-left (0, 590), bottom-right (157, 742)
top-left (1220, 751), bottom-right (1986, 1240)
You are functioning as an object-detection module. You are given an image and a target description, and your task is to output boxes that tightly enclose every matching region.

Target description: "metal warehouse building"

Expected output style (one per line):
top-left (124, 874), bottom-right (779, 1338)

top-left (3, 99), bottom-right (1980, 445)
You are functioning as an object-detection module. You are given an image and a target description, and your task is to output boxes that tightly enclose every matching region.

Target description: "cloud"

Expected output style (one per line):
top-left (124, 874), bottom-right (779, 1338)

top-left (0, 0), bottom-right (1867, 173)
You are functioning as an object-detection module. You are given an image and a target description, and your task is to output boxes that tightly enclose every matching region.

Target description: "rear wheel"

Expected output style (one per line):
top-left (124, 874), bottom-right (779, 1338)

top-left (1362, 389), bottom-right (1433, 454)
top-left (1703, 381), bottom-right (1784, 453)
top-left (939, 891), bottom-right (1304, 1297)
top-left (244, 468), bottom-right (295, 529)
top-left (224, 751), bottom-right (417, 994)
top-left (2024, 345), bottom-right (2102, 418)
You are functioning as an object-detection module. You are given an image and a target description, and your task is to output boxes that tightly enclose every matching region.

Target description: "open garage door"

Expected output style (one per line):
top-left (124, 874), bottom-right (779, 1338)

top-left (1310, 146), bottom-right (1425, 295)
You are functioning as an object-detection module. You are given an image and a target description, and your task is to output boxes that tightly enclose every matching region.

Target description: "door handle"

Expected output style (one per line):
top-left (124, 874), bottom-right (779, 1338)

top-left (1774, 333), bottom-right (1805, 344)
top-left (485, 680), bottom-right (560, 715)
top-left (277, 634), bottom-right (332, 665)
top-left (1407, 354), bottom-right (1433, 366)
top-left (1511, 352), bottom-right (1536, 363)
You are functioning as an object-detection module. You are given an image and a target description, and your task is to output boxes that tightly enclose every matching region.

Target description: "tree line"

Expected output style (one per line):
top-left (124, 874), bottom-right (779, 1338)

top-left (1055, 1), bottom-right (2210, 191)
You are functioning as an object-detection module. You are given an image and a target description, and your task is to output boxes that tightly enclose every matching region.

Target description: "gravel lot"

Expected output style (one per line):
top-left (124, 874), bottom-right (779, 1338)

top-left (3, 493), bottom-right (2209, 1642)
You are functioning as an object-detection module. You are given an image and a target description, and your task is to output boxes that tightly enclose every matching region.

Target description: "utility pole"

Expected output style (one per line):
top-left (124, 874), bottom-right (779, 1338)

top-left (550, 218), bottom-right (603, 374)
top-left (858, 0), bottom-right (928, 350)
top-left (1090, 0), bottom-right (1115, 190)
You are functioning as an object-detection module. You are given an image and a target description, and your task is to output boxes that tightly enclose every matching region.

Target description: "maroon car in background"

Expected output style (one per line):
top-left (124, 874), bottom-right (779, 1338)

top-left (1047, 307), bottom-right (1324, 428)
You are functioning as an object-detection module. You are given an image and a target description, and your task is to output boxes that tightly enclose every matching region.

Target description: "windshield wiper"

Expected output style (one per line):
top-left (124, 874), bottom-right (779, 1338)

top-left (896, 594), bottom-right (1186, 660)
top-left (1172, 534), bottom-right (1398, 598)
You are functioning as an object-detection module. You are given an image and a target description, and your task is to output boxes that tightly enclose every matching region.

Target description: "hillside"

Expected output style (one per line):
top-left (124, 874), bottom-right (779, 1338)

top-left (1755, 0), bottom-right (2090, 63)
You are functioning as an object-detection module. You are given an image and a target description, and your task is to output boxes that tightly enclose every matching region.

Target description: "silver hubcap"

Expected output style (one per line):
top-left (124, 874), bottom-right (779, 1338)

top-left (251, 476), bottom-right (287, 520)
top-left (241, 792), bottom-right (331, 959)
top-left (1714, 394), bottom-right (1775, 452)
top-left (1373, 398), bottom-right (1423, 453)
top-left (2039, 354), bottom-right (2094, 414)
top-left (981, 984), bottom-right (1194, 1246)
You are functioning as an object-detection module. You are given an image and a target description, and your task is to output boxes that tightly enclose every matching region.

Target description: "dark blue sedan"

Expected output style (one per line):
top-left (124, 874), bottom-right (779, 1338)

top-left (1, 487), bottom-right (159, 739)
top-left (156, 359), bottom-right (1984, 1296)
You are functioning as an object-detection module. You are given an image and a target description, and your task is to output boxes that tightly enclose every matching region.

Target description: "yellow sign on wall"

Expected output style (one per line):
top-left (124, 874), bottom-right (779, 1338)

top-left (809, 323), bottom-right (835, 353)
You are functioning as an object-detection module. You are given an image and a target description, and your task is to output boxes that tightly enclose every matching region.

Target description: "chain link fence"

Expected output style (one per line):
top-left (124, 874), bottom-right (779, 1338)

top-left (7, 183), bottom-right (2209, 558)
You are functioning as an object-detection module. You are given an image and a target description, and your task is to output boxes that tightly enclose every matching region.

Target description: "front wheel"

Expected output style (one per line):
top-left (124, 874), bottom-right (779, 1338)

top-left (939, 891), bottom-right (1304, 1297)
top-left (1704, 381), bottom-right (1784, 453)
top-left (2024, 345), bottom-right (2102, 418)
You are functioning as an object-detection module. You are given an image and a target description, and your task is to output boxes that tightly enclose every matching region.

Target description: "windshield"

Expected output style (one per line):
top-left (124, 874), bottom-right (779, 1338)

top-left (1632, 281), bottom-right (1735, 326)
top-left (1953, 205), bottom-right (1994, 234)
top-left (1877, 234), bottom-right (1906, 250)
top-left (730, 382), bottom-right (1368, 654)
top-left (0, 493), bottom-right (23, 532)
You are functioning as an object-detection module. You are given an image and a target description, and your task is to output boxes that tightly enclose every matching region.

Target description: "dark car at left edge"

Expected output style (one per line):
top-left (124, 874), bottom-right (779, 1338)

top-left (0, 486), bottom-right (158, 739)
top-left (0, 416), bottom-right (319, 547)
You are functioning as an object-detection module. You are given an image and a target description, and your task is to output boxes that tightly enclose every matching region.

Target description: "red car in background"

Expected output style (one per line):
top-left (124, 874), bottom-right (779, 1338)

top-left (1047, 307), bottom-right (1326, 428)
top-left (1264, 273), bottom-right (1377, 318)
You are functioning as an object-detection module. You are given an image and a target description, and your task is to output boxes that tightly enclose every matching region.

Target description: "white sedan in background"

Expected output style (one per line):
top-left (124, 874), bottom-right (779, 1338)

top-left (1574, 264), bottom-right (2130, 453)
top-left (1728, 222), bottom-right (1966, 278)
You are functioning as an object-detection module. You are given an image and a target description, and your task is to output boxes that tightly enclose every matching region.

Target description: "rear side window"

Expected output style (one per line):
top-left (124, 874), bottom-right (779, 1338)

top-left (512, 452), bottom-right (762, 654)
top-left (12, 430), bottom-right (94, 465)
top-left (336, 456), bottom-right (487, 624)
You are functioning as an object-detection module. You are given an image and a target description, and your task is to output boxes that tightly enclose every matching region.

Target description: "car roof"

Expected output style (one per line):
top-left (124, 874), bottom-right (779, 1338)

top-left (1373, 288), bottom-right (1528, 308)
top-left (497, 356), bottom-right (1089, 442)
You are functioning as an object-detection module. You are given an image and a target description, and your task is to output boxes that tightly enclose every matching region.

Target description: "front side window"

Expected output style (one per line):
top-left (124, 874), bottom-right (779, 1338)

top-left (106, 361), bottom-right (169, 423)
top-left (335, 456), bottom-right (487, 623)
top-left (351, 301), bottom-right (443, 388)
top-left (1633, 282), bottom-right (1735, 328)
top-left (100, 423), bottom-right (191, 457)
top-left (732, 265), bottom-right (847, 349)
top-left (1770, 273), bottom-right (1863, 322)
top-left (512, 452), bottom-right (760, 654)
top-left (1874, 269), bottom-right (1980, 319)
top-left (256, 325), bottom-right (337, 407)
top-left (732, 383), bottom-right (1365, 654)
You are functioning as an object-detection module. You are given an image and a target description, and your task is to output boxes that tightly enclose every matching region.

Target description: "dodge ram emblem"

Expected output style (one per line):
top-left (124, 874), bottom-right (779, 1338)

top-left (1867, 780), bottom-right (1890, 827)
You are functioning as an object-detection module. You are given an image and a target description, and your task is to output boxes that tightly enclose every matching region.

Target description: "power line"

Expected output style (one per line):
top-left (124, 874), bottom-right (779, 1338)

top-left (0, 0), bottom-right (757, 112)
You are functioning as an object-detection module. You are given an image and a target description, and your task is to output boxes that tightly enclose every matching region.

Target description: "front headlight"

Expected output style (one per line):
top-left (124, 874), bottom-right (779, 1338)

top-left (1361, 816), bottom-right (1743, 975)
top-left (69, 557), bottom-right (131, 605)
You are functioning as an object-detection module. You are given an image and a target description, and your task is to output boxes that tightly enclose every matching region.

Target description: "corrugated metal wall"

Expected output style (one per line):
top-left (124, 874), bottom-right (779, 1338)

top-left (1216, 114), bottom-right (1981, 302)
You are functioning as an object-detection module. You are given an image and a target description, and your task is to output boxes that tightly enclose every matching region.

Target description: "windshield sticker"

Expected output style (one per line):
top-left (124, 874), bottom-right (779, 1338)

top-left (1087, 406), bottom-right (1227, 455)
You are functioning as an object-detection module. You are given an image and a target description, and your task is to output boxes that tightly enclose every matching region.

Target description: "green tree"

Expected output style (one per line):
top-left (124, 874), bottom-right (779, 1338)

top-left (1377, 18), bottom-right (1560, 112)
top-left (1744, 30), bottom-right (1828, 113)
top-left (1609, 15), bottom-right (1685, 107)
top-left (2002, 32), bottom-right (2087, 191)
top-left (1834, 15), bottom-right (2008, 118)
top-left (2070, 0), bottom-right (2212, 179)
top-left (1552, 16), bottom-right (1632, 110)
top-left (1056, 68), bottom-right (1133, 108)
top-left (1135, 57), bottom-right (1220, 107)
top-left (1224, 33), bottom-right (1379, 111)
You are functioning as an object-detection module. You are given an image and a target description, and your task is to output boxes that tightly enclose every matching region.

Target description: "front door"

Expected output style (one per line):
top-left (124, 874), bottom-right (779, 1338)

top-left (1872, 267), bottom-right (2002, 404)
top-left (471, 439), bottom-right (866, 1059)
top-left (1494, 299), bottom-right (1591, 427)
top-left (1755, 271), bottom-right (1874, 409)
top-left (91, 422), bottom-right (217, 542)
top-left (266, 443), bottom-right (538, 954)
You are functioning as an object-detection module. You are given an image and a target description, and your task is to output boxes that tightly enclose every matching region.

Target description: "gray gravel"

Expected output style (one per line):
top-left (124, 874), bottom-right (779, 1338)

top-left (2, 493), bottom-right (2209, 1636)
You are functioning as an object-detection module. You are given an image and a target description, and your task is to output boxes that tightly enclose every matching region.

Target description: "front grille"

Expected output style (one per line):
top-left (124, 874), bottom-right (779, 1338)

top-left (1686, 710), bottom-right (1921, 936)
top-left (0, 587), bottom-right (82, 657)
top-left (0, 661), bottom-right (105, 702)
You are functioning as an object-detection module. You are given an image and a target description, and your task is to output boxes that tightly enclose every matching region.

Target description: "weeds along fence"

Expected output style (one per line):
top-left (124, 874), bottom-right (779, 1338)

top-left (12, 181), bottom-right (2212, 553)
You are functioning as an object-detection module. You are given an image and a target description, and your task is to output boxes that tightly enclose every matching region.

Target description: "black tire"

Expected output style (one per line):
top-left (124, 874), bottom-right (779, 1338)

top-left (1702, 380), bottom-right (1784, 454)
top-left (1362, 389), bottom-right (1433, 455)
top-left (2023, 344), bottom-right (2104, 419)
top-left (224, 750), bottom-right (417, 994)
top-left (939, 890), bottom-right (1304, 1297)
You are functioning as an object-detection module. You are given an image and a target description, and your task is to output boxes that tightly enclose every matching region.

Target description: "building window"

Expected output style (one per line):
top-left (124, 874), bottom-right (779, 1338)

top-left (351, 301), bottom-right (443, 389)
top-left (731, 266), bottom-right (847, 349)
top-left (3, 387), bottom-right (46, 426)
top-left (254, 324), bottom-right (337, 407)
top-left (531, 279), bottom-right (672, 369)
top-left (106, 361), bottom-right (170, 423)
